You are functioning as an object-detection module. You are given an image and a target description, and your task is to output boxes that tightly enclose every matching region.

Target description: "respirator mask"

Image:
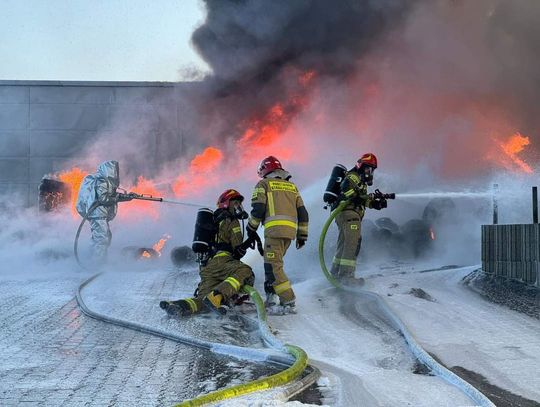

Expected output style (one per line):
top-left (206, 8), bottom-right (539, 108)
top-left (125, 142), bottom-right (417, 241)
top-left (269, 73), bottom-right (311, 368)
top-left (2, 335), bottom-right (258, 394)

top-left (360, 166), bottom-right (374, 186)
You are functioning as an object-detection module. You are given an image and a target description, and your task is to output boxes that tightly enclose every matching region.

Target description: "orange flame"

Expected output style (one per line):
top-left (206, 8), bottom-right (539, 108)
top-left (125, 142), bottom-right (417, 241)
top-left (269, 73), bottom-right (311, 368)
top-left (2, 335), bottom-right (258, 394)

top-left (152, 234), bottom-right (171, 256)
top-left (139, 234), bottom-right (171, 259)
top-left (237, 100), bottom-right (308, 162)
top-left (173, 147), bottom-right (224, 197)
top-left (299, 70), bottom-right (316, 87)
top-left (496, 132), bottom-right (533, 174)
top-left (58, 167), bottom-right (89, 217)
top-left (236, 70), bottom-right (315, 164)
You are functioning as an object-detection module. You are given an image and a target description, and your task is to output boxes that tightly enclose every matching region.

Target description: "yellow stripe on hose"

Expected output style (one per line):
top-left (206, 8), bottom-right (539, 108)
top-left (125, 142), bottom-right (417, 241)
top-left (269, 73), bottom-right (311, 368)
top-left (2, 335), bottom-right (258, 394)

top-left (175, 286), bottom-right (309, 407)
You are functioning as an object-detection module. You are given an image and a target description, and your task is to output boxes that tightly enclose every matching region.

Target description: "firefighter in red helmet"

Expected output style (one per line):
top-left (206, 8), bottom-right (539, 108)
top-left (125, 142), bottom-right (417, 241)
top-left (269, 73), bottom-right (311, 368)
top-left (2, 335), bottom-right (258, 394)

top-left (331, 153), bottom-right (387, 284)
top-left (247, 156), bottom-right (309, 314)
top-left (160, 189), bottom-right (256, 316)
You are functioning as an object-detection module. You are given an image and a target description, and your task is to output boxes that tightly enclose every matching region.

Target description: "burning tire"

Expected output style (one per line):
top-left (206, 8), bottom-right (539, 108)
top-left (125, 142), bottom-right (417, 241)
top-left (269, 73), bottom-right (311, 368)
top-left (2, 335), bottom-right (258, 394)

top-left (121, 246), bottom-right (160, 260)
top-left (38, 178), bottom-right (70, 212)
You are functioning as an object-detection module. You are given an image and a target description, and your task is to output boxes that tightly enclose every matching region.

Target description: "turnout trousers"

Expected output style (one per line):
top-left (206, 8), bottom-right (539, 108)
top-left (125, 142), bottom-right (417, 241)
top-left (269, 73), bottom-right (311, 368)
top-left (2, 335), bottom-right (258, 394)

top-left (330, 209), bottom-right (362, 278)
top-left (184, 254), bottom-right (254, 315)
top-left (263, 237), bottom-right (294, 304)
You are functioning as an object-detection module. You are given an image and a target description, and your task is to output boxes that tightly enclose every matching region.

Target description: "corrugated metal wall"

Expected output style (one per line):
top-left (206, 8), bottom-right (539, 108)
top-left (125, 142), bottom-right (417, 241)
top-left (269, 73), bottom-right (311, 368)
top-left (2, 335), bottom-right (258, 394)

top-left (482, 224), bottom-right (539, 286)
top-left (0, 80), bottom-right (192, 206)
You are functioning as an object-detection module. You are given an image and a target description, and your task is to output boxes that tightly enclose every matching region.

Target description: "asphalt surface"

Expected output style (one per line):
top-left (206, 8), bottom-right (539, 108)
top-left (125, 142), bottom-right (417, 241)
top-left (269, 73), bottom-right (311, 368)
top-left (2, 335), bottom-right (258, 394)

top-left (0, 269), bottom-right (282, 406)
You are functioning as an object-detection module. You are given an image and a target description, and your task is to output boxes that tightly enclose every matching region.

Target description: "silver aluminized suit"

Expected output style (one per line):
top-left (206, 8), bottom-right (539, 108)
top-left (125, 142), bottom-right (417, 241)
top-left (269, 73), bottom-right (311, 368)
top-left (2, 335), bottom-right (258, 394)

top-left (76, 161), bottom-right (120, 263)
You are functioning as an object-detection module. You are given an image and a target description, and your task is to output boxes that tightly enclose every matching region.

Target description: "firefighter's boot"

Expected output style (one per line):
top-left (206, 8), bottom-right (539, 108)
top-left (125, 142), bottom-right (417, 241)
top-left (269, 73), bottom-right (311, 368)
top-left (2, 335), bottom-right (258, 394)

top-left (280, 299), bottom-right (297, 314)
top-left (159, 300), bottom-right (191, 317)
top-left (339, 276), bottom-right (365, 287)
top-left (265, 293), bottom-right (279, 307)
top-left (204, 291), bottom-right (227, 316)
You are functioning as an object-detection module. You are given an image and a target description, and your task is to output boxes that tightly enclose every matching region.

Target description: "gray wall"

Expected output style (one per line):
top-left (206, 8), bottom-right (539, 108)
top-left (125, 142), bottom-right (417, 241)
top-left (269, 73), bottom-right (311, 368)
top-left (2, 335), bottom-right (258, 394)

top-left (0, 80), bottom-right (191, 206)
top-left (482, 224), bottom-right (539, 286)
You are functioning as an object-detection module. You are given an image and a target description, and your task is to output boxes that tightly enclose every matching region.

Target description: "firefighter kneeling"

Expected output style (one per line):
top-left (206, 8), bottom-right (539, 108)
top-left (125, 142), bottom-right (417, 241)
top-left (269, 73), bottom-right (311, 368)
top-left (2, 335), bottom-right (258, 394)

top-left (160, 189), bottom-right (256, 316)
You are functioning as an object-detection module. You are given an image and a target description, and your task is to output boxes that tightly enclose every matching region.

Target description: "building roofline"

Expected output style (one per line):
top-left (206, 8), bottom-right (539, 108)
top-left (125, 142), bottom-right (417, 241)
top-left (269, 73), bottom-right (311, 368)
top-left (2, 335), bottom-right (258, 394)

top-left (0, 80), bottom-right (196, 87)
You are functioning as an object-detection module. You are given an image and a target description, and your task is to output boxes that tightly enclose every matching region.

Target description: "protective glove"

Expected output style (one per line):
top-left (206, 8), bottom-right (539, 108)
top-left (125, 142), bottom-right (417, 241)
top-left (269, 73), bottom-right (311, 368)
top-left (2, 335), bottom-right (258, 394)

top-left (296, 238), bottom-right (306, 249)
top-left (246, 223), bottom-right (258, 238)
top-left (233, 237), bottom-right (255, 259)
top-left (255, 235), bottom-right (264, 256)
top-left (232, 246), bottom-right (247, 260)
top-left (371, 198), bottom-right (387, 210)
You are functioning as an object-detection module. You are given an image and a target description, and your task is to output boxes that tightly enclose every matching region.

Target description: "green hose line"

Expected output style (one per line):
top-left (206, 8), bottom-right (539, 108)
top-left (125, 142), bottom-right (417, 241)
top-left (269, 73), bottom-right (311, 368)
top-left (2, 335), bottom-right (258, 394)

top-left (317, 200), bottom-right (496, 406)
top-left (318, 200), bottom-right (349, 289)
top-left (175, 286), bottom-right (309, 407)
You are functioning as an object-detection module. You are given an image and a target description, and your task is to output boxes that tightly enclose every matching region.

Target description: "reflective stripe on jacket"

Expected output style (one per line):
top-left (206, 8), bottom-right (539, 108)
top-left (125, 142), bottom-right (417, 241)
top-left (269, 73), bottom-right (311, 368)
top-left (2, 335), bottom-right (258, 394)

top-left (248, 177), bottom-right (309, 240)
top-left (339, 171), bottom-right (371, 216)
top-left (213, 216), bottom-right (244, 258)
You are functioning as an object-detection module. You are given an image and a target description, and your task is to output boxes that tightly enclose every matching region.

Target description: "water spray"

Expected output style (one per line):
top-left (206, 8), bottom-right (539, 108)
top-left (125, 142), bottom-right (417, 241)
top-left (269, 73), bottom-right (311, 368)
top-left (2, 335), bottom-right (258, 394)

top-left (396, 191), bottom-right (492, 199)
top-left (161, 198), bottom-right (212, 208)
top-left (74, 192), bottom-right (209, 269)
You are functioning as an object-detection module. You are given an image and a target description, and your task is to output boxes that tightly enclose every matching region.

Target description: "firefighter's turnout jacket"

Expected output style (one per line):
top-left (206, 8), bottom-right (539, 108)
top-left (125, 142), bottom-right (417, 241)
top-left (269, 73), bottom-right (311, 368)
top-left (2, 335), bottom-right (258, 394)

top-left (180, 210), bottom-right (254, 315)
top-left (247, 169), bottom-right (309, 304)
top-left (331, 170), bottom-right (373, 278)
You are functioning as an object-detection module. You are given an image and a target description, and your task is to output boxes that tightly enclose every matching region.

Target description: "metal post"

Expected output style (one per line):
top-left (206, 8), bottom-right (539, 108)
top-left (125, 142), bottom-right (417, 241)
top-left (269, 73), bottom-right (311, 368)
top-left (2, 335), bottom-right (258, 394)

top-left (492, 183), bottom-right (499, 225)
top-left (533, 186), bottom-right (538, 224)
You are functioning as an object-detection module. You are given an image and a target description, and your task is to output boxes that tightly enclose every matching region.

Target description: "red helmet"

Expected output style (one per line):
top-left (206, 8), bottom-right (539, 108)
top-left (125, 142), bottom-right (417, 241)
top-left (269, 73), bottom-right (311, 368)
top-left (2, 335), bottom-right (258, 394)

top-left (355, 153), bottom-right (378, 170)
top-left (217, 189), bottom-right (244, 209)
top-left (257, 156), bottom-right (283, 178)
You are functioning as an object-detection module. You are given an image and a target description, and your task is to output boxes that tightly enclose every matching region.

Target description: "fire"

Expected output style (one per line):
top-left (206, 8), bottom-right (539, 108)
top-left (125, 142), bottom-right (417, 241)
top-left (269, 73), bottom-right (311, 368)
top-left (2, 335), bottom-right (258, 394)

top-left (169, 68), bottom-right (316, 195)
top-left (140, 234), bottom-right (171, 259)
top-left (236, 70), bottom-right (315, 165)
top-left (58, 167), bottom-right (89, 216)
top-left (299, 70), bottom-right (316, 87)
top-left (173, 147), bottom-right (224, 197)
top-left (237, 100), bottom-right (308, 162)
top-left (495, 132), bottom-right (533, 174)
top-left (152, 234), bottom-right (171, 256)
top-left (429, 228), bottom-right (435, 240)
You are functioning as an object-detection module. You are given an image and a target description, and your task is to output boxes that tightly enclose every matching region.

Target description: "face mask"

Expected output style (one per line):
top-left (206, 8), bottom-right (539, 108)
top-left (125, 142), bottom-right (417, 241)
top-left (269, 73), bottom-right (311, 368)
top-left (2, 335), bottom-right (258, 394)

top-left (361, 167), bottom-right (374, 186)
top-left (233, 203), bottom-right (249, 219)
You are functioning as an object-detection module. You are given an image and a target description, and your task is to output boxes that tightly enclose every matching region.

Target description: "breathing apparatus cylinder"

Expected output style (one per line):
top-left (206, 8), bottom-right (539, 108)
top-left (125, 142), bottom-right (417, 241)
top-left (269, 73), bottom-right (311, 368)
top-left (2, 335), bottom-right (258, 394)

top-left (192, 208), bottom-right (216, 255)
top-left (323, 164), bottom-right (347, 205)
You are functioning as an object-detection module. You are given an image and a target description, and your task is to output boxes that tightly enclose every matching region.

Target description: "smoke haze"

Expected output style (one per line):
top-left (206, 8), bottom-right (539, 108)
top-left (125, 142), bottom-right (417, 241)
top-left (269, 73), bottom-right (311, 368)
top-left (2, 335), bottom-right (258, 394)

top-left (3, 0), bottom-right (540, 274)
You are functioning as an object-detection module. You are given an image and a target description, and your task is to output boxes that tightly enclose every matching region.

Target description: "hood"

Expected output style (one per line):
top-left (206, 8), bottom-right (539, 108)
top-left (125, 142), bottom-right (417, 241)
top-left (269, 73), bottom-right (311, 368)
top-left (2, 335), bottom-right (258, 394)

top-left (265, 168), bottom-right (291, 181)
top-left (96, 160), bottom-right (120, 188)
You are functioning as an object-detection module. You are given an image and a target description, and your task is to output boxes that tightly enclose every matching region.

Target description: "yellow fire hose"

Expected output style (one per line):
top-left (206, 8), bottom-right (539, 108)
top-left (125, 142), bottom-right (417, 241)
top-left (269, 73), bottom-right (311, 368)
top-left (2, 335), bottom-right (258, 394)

top-left (175, 286), bottom-right (309, 407)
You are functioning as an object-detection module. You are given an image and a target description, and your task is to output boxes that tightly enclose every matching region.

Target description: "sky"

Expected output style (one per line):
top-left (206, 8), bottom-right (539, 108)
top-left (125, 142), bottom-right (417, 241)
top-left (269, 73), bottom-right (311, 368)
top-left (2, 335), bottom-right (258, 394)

top-left (0, 0), bottom-right (209, 82)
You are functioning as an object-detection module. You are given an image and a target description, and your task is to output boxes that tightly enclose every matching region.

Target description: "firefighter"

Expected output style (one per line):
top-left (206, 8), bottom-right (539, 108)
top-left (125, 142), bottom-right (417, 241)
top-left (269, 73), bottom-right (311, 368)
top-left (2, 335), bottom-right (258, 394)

top-left (330, 153), bottom-right (386, 284)
top-left (76, 160), bottom-right (121, 264)
top-left (160, 189), bottom-right (255, 316)
top-left (246, 156), bottom-right (309, 313)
